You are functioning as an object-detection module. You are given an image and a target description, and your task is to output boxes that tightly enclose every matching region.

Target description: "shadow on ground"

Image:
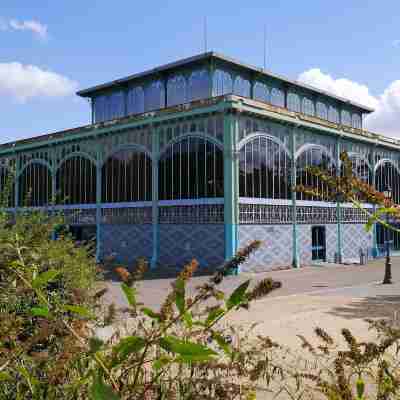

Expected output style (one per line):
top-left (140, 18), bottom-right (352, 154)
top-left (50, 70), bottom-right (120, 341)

top-left (328, 294), bottom-right (400, 320)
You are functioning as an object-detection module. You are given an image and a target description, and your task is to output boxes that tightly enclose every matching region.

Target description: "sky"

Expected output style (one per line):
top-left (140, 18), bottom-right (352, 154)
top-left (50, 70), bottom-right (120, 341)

top-left (1, 0), bottom-right (400, 143)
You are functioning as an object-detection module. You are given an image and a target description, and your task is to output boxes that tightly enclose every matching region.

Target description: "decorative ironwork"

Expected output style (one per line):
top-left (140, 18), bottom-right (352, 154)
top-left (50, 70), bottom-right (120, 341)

top-left (57, 208), bottom-right (96, 225)
top-left (159, 204), bottom-right (224, 224)
top-left (296, 206), bottom-right (337, 224)
top-left (101, 207), bottom-right (152, 224)
top-left (239, 204), bottom-right (293, 224)
top-left (341, 207), bottom-right (369, 224)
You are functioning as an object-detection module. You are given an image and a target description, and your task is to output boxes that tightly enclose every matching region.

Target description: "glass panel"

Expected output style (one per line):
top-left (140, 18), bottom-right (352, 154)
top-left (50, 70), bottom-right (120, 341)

top-left (328, 106), bottom-right (339, 123)
top-left (188, 69), bottom-right (210, 101)
top-left (352, 114), bottom-right (362, 129)
top-left (253, 81), bottom-right (269, 103)
top-left (93, 95), bottom-right (106, 123)
top-left (167, 74), bottom-right (187, 106)
top-left (212, 69), bottom-right (232, 96)
top-left (316, 101), bottom-right (328, 120)
top-left (233, 76), bottom-right (251, 97)
top-left (341, 110), bottom-right (351, 126)
top-left (19, 163), bottom-right (52, 207)
top-left (287, 92), bottom-right (301, 112)
top-left (159, 137), bottom-right (223, 200)
top-left (127, 86), bottom-right (144, 115)
top-left (109, 91), bottom-right (125, 120)
top-left (302, 98), bottom-right (315, 116)
top-left (271, 87), bottom-right (285, 107)
top-left (144, 80), bottom-right (165, 111)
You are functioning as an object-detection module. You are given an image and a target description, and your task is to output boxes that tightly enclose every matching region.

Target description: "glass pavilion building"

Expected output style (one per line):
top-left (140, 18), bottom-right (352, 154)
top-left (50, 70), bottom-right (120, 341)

top-left (1, 52), bottom-right (399, 271)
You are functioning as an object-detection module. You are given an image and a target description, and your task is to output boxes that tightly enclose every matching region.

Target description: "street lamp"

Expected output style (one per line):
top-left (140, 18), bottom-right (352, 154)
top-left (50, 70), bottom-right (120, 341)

top-left (383, 186), bottom-right (392, 284)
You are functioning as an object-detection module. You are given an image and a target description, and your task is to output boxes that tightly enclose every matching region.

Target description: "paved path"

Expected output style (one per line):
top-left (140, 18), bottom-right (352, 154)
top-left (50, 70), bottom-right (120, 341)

top-left (103, 258), bottom-right (400, 348)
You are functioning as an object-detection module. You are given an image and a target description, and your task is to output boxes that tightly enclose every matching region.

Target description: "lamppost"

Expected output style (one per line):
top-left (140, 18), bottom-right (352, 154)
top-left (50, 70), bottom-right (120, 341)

top-left (383, 186), bottom-right (392, 284)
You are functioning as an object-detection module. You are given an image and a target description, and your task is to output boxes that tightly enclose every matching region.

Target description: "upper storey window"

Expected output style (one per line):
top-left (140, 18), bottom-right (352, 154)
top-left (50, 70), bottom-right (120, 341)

top-left (271, 87), bottom-right (285, 107)
top-left (316, 101), bottom-right (328, 120)
top-left (287, 92), bottom-right (301, 112)
top-left (188, 69), bottom-right (210, 101)
top-left (302, 97), bottom-right (315, 116)
top-left (145, 80), bottom-right (165, 111)
top-left (352, 114), bottom-right (362, 129)
top-left (109, 91), bottom-right (125, 120)
top-left (213, 69), bottom-right (233, 96)
top-left (253, 81), bottom-right (269, 103)
top-left (93, 95), bottom-right (107, 123)
top-left (328, 106), bottom-right (339, 123)
top-left (167, 74), bottom-right (187, 107)
top-left (341, 110), bottom-right (351, 126)
top-left (127, 86), bottom-right (144, 115)
top-left (233, 76), bottom-right (251, 97)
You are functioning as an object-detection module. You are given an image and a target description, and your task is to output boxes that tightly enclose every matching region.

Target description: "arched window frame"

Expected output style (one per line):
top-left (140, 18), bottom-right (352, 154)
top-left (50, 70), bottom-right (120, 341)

top-left (287, 92), bottom-right (301, 112)
top-left (341, 110), bottom-right (351, 126)
top-left (127, 86), bottom-right (144, 115)
top-left (144, 79), bottom-right (165, 112)
top-left (302, 97), bottom-right (315, 116)
top-left (328, 105), bottom-right (340, 123)
top-left (212, 69), bottom-right (233, 97)
top-left (253, 81), bottom-right (269, 103)
top-left (233, 75), bottom-right (251, 97)
top-left (316, 101), bottom-right (328, 120)
top-left (352, 114), bottom-right (362, 129)
top-left (102, 148), bottom-right (152, 203)
top-left (270, 87), bottom-right (285, 107)
top-left (167, 74), bottom-right (187, 107)
top-left (158, 136), bottom-right (224, 200)
top-left (188, 69), bottom-right (210, 102)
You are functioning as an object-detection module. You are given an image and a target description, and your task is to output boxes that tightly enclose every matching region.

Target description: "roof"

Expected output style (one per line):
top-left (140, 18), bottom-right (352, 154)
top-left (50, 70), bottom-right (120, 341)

top-left (77, 51), bottom-right (374, 114)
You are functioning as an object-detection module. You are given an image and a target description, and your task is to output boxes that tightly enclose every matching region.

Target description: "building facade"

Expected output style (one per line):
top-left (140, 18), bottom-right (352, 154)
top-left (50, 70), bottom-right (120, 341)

top-left (1, 52), bottom-right (399, 271)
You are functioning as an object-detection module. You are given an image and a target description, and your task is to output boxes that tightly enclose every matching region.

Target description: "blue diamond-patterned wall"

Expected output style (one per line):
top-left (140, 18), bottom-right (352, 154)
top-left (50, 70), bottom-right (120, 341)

top-left (342, 224), bottom-right (372, 261)
top-left (238, 225), bottom-right (293, 271)
top-left (326, 224), bottom-right (338, 262)
top-left (100, 224), bottom-right (153, 265)
top-left (298, 225), bottom-right (312, 265)
top-left (158, 224), bottom-right (225, 268)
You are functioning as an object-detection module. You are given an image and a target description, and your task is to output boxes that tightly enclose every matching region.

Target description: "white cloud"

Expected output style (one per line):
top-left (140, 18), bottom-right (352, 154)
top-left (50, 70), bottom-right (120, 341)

top-left (298, 68), bottom-right (400, 138)
top-left (0, 18), bottom-right (48, 39)
top-left (0, 62), bottom-right (78, 102)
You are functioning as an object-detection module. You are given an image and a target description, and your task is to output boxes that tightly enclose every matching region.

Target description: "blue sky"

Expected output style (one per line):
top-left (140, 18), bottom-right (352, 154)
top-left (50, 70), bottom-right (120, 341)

top-left (1, 0), bottom-right (400, 143)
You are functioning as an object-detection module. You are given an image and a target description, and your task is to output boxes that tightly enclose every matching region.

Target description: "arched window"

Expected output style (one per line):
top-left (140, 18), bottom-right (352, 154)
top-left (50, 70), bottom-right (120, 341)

top-left (233, 76), bottom-right (251, 97)
top-left (167, 75), bottom-right (187, 107)
top-left (127, 86), bottom-right (144, 115)
top-left (328, 106), bottom-right (339, 123)
top-left (0, 166), bottom-right (15, 207)
top-left (341, 110), bottom-right (351, 126)
top-left (239, 136), bottom-right (291, 199)
top-left (188, 69), bottom-right (210, 101)
top-left (144, 80), bottom-right (165, 111)
top-left (159, 137), bottom-right (224, 200)
top-left (102, 149), bottom-right (152, 202)
top-left (302, 98), bottom-right (315, 116)
top-left (352, 114), bottom-right (362, 129)
top-left (316, 101), bottom-right (328, 120)
top-left (375, 161), bottom-right (400, 204)
top-left (345, 155), bottom-right (372, 185)
top-left (296, 148), bottom-right (336, 201)
top-left (56, 156), bottom-right (96, 204)
top-left (19, 163), bottom-right (52, 207)
top-left (287, 92), bottom-right (301, 112)
top-left (108, 91), bottom-right (125, 120)
top-left (93, 95), bottom-right (107, 123)
top-left (271, 87), bottom-right (285, 107)
top-left (253, 81), bottom-right (269, 103)
top-left (212, 69), bottom-right (233, 96)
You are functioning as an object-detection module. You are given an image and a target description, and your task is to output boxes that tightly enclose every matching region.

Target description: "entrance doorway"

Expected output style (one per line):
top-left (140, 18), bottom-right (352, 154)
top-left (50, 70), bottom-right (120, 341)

top-left (312, 226), bottom-right (326, 261)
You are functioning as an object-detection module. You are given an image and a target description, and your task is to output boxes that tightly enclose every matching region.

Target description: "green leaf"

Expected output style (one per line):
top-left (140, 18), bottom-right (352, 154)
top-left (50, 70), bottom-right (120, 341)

top-left (212, 332), bottom-right (232, 356)
top-left (159, 336), bottom-right (217, 362)
top-left (89, 337), bottom-right (104, 354)
top-left (366, 207), bottom-right (398, 232)
top-left (152, 355), bottom-right (172, 371)
top-left (90, 374), bottom-right (120, 400)
top-left (205, 307), bottom-right (225, 327)
top-left (121, 283), bottom-right (136, 307)
top-left (113, 336), bottom-right (146, 362)
top-left (30, 306), bottom-right (50, 318)
top-left (0, 372), bottom-right (11, 381)
top-left (32, 269), bottom-right (60, 289)
top-left (226, 280), bottom-right (250, 310)
top-left (141, 307), bottom-right (161, 322)
top-left (183, 311), bottom-right (193, 328)
top-left (175, 278), bottom-right (185, 314)
top-left (63, 305), bottom-right (95, 319)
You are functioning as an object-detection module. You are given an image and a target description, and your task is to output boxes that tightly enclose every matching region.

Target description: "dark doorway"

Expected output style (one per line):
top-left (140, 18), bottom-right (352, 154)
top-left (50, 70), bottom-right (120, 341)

top-left (312, 226), bottom-right (326, 261)
top-left (376, 223), bottom-right (400, 252)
